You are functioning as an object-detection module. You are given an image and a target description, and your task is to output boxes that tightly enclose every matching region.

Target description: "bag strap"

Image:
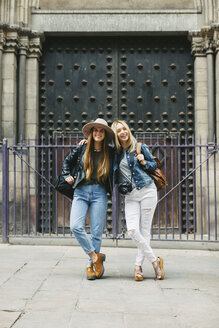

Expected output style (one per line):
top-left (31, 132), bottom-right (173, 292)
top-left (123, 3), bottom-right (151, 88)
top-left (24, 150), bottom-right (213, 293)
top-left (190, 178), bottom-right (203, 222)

top-left (119, 168), bottom-right (133, 184)
top-left (136, 142), bottom-right (162, 169)
top-left (136, 142), bottom-right (142, 156)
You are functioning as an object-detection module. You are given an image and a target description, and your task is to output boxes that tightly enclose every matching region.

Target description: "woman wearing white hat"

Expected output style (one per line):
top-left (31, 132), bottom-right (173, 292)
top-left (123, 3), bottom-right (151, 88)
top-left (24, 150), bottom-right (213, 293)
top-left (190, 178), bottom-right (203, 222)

top-left (61, 118), bottom-right (115, 280)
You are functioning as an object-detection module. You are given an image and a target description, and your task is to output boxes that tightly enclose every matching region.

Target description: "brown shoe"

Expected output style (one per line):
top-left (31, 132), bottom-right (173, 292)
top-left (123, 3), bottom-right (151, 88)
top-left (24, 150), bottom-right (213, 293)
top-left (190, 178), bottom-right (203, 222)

top-left (93, 253), bottom-right (106, 279)
top-left (153, 257), bottom-right (165, 280)
top-left (134, 266), bottom-right (143, 281)
top-left (86, 264), bottom-right (96, 280)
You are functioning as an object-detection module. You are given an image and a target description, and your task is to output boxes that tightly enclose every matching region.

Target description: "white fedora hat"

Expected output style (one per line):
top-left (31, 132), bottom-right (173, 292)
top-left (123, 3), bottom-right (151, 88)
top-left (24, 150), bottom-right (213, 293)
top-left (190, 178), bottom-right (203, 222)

top-left (82, 118), bottom-right (115, 141)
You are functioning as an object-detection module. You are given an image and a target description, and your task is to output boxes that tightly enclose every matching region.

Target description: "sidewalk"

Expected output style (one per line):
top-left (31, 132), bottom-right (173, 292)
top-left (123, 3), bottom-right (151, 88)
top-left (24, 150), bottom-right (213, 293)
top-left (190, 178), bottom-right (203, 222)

top-left (0, 244), bottom-right (219, 328)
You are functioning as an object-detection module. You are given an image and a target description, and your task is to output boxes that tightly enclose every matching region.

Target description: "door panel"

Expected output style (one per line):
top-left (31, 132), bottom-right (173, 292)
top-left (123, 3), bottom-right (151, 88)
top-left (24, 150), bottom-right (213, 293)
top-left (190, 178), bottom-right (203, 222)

top-left (39, 36), bottom-right (194, 234)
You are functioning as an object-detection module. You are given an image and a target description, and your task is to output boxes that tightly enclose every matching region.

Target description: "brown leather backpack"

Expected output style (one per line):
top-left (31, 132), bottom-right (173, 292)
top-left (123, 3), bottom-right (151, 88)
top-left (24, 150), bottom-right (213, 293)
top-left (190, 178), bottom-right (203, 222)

top-left (136, 142), bottom-right (168, 191)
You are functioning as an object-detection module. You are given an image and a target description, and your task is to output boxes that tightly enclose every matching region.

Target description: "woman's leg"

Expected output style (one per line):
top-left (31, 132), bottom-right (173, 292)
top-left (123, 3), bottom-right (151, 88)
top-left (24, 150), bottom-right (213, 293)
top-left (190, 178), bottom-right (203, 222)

top-left (88, 184), bottom-right (108, 278)
top-left (70, 186), bottom-right (95, 255)
top-left (125, 187), bottom-right (157, 266)
top-left (89, 184), bottom-right (108, 255)
top-left (130, 186), bottom-right (165, 279)
top-left (124, 194), bottom-right (143, 280)
top-left (136, 185), bottom-right (157, 266)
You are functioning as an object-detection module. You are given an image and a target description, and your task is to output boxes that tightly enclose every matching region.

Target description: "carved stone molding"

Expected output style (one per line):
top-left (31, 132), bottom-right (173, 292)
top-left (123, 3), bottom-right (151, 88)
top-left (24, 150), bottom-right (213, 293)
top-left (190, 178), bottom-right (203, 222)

top-left (201, 26), bottom-right (214, 54)
top-left (189, 25), bottom-right (219, 56)
top-left (189, 31), bottom-right (205, 56)
top-left (0, 23), bottom-right (44, 58)
top-left (28, 36), bottom-right (42, 60)
top-left (213, 24), bottom-right (219, 53)
top-left (0, 29), bottom-right (6, 51)
top-left (19, 35), bottom-right (29, 56)
top-left (4, 31), bottom-right (19, 54)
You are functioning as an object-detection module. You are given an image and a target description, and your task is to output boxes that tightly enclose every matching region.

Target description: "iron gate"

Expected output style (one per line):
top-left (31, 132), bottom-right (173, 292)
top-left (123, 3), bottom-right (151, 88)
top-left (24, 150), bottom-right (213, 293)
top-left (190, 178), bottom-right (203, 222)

top-left (1, 137), bottom-right (219, 242)
top-left (39, 36), bottom-right (194, 233)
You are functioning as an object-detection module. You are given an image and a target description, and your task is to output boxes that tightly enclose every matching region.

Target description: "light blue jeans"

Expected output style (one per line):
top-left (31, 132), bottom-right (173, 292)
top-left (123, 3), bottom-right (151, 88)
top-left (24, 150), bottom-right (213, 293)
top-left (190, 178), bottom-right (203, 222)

top-left (70, 184), bottom-right (108, 264)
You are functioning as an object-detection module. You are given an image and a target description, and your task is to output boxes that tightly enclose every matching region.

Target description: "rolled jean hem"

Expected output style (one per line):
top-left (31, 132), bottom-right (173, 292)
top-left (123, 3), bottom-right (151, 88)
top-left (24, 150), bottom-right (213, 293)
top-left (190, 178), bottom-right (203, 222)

top-left (135, 256), bottom-right (157, 266)
top-left (85, 248), bottom-right (95, 255)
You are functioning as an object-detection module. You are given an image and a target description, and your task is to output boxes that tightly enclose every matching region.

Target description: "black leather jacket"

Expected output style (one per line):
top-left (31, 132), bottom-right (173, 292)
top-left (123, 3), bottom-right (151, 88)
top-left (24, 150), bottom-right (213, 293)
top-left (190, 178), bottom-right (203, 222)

top-left (61, 144), bottom-right (115, 195)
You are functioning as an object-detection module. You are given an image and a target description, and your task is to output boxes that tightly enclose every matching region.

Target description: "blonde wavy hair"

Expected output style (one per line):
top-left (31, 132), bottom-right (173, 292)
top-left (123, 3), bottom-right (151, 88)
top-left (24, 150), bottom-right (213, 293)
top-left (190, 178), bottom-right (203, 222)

top-left (83, 129), bottom-right (110, 183)
top-left (111, 120), bottom-right (136, 153)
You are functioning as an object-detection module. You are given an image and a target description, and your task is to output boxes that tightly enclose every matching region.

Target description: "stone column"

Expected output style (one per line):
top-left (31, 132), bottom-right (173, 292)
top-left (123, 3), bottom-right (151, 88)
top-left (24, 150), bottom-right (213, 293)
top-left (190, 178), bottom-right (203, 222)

top-left (26, 35), bottom-right (42, 140)
top-left (189, 32), bottom-right (208, 236)
top-left (202, 28), bottom-right (215, 143)
top-left (2, 28), bottom-right (19, 144)
top-left (26, 34), bottom-right (43, 233)
top-left (202, 28), bottom-right (219, 239)
top-left (190, 32), bottom-right (208, 144)
top-left (18, 35), bottom-right (29, 140)
top-left (190, 29), bottom-right (219, 238)
top-left (214, 28), bottom-right (219, 142)
top-left (213, 27), bottom-right (219, 238)
top-left (0, 28), bottom-right (5, 140)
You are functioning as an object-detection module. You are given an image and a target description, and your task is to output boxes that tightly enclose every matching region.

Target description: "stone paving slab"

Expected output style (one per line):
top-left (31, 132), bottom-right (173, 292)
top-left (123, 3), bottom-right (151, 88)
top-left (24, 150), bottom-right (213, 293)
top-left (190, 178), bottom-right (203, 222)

top-left (0, 311), bottom-right (21, 328)
top-left (0, 245), bottom-right (219, 328)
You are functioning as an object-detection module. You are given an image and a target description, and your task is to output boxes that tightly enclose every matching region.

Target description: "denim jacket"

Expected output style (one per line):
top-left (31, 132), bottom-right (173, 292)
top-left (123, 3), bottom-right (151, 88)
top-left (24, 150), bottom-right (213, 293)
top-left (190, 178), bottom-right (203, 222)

top-left (118, 143), bottom-right (157, 190)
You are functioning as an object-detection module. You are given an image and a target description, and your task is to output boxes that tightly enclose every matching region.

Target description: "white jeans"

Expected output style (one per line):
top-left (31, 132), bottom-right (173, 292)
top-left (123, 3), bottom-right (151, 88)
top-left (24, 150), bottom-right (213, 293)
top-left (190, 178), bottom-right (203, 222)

top-left (125, 183), bottom-right (157, 266)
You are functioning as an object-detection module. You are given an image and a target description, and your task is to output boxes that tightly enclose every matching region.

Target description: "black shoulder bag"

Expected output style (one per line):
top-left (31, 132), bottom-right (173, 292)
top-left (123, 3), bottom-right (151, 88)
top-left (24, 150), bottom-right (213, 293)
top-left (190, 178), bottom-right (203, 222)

top-left (55, 146), bottom-right (84, 199)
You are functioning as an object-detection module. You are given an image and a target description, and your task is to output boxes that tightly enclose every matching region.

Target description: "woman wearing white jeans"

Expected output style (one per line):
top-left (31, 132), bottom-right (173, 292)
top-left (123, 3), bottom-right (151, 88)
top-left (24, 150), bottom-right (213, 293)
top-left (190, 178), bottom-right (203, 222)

top-left (112, 120), bottom-right (165, 281)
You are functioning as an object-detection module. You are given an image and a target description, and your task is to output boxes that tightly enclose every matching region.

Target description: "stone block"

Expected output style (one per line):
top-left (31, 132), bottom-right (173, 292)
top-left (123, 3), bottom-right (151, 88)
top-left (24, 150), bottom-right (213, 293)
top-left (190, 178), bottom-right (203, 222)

top-left (31, 12), bottom-right (199, 33)
top-left (195, 81), bottom-right (208, 96)
top-left (26, 58), bottom-right (39, 72)
top-left (2, 93), bottom-right (16, 108)
top-left (195, 110), bottom-right (208, 122)
top-left (26, 81), bottom-right (38, 98)
top-left (194, 56), bottom-right (207, 70)
top-left (25, 124), bottom-right (38, 139)
top-left (2, 78), bottom-right (17, 94)
top-left (195, 69), bottom-right (207, 83)
top-left (2, 121), bottom-right (16, 138)
top-left (0, 311), bottom-right (21, 328)
top-left (195, 127), bottom-right (208, 142)
top-left (69, 312), bottom-right (124, 328)
top-left (39, 0), bottom-right (196, 10)
top-left (26, 108), bottom-right (38, 124)
top-left (26, 71), bottom-right (38, 87)
top-left (2, 53), bottom-right (17, 80)
top-left (195, 96), bottom-right (208, 110)
top-left (2, 106), bottom-right (16, 122)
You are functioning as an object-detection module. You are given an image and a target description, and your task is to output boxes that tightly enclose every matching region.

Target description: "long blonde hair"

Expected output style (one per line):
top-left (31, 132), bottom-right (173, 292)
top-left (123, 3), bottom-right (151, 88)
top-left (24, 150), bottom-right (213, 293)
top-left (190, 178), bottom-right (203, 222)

top-left (83, 129), bottom-right (110, 182)
top-left (111, 120), bottom-right (136, 153)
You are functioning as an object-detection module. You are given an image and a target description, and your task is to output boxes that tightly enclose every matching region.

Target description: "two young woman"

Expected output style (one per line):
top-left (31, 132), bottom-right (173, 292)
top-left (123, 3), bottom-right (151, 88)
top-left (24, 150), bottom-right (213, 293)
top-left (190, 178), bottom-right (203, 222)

top-left (62, 118), bottom-right (165, 281)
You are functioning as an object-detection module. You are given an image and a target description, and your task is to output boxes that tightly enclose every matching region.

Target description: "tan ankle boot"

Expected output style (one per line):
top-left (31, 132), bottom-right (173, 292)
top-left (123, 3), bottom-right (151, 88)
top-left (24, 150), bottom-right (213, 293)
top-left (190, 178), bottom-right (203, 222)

top-left (93, 253), bottom-right (106, 279)
top-left (86, 264), bottom-right (96, 280)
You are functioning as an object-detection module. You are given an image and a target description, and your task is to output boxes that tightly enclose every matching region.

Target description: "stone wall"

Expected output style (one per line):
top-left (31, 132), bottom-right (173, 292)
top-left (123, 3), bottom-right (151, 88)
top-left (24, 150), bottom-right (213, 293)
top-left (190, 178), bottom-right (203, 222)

top-left (0, 0), bottom-right (40, 26)
top-left (39, 0), bottom-right (197, 10)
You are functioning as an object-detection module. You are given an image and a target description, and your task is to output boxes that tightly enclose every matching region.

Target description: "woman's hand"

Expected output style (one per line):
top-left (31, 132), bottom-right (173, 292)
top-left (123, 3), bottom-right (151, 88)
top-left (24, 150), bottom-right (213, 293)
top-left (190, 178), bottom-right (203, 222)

top-left (79, 139), bottom-right (87, 146)
top-left (137, 154), bottom-right (146, 166)
top-left (65, 176), bottom-right (74, 185)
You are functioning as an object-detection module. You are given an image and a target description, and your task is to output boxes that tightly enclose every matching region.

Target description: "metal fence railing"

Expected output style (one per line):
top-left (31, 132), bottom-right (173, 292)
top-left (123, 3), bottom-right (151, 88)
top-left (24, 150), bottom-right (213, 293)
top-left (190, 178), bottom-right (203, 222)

top-left (1, 135), bottom-right (219, 243)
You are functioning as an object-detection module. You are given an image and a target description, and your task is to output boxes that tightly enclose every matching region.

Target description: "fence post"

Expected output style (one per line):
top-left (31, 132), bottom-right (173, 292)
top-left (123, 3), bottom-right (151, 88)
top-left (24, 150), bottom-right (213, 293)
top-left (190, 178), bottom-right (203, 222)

top-left (2, 138), bottom-right (9, 243)
top-left (112, 184), bottom-right (119, 239)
